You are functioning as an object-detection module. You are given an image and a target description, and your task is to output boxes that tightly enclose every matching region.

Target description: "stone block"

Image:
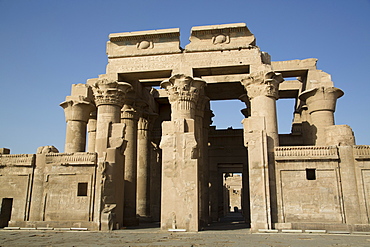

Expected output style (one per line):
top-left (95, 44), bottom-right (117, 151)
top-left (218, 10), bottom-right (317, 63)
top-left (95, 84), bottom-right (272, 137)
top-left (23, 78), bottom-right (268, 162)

top-left (305, 230), bottom-right (327, 233)
top-left (107, 28), bottom-right (181, 58)
top-left (4, 227), bottom-right (20, 230)
top-left (282, 229), bottom-right (303, 233)
top-left (325, 125), bottom-right (355, 146)
top-left (54, 228), bottom-right (71, 231)
top-left (185, 23), bottom-right (255, 52)
top-left (36, 227), bottom-right (54, 230)
top-left (0, 148), bottom-right (10, 154)
top-left (327, 231), bottom-right (350, 234)
top-left (258, 229), bottom-right (279, 233)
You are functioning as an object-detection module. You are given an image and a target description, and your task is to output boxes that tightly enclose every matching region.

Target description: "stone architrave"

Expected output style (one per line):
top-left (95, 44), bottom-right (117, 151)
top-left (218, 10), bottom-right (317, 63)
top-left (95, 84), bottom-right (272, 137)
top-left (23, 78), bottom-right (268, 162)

top-left (160, 74), bottom-right (206, 232)
top-left (299, 86), bottom-right (343, 145)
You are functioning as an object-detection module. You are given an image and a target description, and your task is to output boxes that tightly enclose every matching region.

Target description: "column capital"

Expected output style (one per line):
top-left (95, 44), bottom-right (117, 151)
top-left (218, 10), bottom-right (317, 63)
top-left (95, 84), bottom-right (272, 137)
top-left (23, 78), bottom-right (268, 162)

top-left (92, 78), bottom-right (133, 107)
top-left (121, 104), bottom-right (139, 120)
top-left (299, 86), bottom-right (344, 113)
top-left (160, 74), bottom-right (206, 104)
top-left (161, 74), bottom-right (206, 119)
top-left (60, 100), bottom-right (95, 122)
top-left (241, 71), bottom-right (284, 100)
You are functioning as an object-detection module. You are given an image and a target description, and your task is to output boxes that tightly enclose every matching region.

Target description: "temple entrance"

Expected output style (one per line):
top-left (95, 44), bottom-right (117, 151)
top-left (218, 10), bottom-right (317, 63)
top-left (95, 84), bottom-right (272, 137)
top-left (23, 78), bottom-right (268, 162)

top-left (0, 198), bottom-right (13, 228)
top-left (205, 169), bottom-right (250, 230)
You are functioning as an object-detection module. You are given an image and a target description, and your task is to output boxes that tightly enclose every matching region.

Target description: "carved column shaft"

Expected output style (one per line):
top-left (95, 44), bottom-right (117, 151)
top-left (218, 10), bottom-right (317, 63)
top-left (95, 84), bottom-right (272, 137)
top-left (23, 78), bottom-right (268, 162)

top-left (92, 78), bottom-right (133, 230)
top-left (121, 105), bottom-right (139, 226)
top-left (137, 115), bottom-right (150, 218)
top-left (241, 71), bottom-right (283, 232)
top-left (159, 74), bottom-right (206, 232)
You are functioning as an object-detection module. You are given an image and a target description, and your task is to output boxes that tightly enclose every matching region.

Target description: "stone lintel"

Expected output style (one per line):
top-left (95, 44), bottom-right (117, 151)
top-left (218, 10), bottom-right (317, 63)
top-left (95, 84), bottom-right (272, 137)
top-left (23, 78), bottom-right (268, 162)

top-left (185, 23), bottom-right (255, 52)
top-left (272, 58), bottom-right (318, 77)
top-left (107, 28), bottom-right (181, 58)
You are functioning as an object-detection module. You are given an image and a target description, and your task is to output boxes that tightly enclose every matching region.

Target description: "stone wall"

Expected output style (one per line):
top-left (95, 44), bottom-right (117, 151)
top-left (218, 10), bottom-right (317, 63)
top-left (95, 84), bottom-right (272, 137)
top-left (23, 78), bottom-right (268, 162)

top-left (274, 145), bottom-right (370, 231)
top-left (0, 152), bottom-right (99, 230)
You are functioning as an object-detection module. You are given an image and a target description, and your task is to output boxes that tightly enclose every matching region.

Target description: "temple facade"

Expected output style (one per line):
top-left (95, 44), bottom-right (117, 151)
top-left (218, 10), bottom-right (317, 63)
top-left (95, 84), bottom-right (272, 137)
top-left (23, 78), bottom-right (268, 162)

top-left (1, 23), bottom-right (370, 233)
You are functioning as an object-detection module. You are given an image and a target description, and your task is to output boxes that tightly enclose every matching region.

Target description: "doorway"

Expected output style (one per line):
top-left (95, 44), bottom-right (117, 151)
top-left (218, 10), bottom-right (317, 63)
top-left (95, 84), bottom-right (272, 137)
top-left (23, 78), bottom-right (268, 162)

top-left (0, 198), bottom-right (13, 228)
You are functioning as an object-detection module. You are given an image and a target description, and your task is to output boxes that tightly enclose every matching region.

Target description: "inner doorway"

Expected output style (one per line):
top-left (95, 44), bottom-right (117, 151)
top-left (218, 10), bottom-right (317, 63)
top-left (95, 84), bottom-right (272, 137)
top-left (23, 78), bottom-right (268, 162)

top-left (0, 198), bottom-right (13, 228)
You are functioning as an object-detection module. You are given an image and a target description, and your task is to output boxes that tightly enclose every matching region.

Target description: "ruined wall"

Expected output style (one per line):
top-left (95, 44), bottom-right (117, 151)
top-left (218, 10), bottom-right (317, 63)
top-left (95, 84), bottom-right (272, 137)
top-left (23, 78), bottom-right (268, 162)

top-left (275, 145), bottom-right (370, 231)
top-left (0, 154), bottom-right (35, 226)
top-left (0, 152), bottom-right (99, 229)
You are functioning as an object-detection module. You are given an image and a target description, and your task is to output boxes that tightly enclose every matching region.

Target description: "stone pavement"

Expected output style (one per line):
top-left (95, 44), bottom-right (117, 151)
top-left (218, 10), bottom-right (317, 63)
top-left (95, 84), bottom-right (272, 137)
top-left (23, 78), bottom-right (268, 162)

top-left (1, 214), bottom-right (370, 246)
top-left (1, 229), bottom-right (370, 247)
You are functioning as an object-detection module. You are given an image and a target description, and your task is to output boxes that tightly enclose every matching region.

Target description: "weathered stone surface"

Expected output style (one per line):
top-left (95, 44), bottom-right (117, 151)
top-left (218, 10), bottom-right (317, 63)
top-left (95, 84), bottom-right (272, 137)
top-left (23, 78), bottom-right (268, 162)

top-left (1, 23), bottom-right (368, 234)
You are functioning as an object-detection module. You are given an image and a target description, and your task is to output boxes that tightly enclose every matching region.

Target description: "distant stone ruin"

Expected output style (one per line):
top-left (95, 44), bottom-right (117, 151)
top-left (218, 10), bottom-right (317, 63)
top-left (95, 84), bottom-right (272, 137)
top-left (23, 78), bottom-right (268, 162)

top-left (1, 23), bottom-right (369, 233)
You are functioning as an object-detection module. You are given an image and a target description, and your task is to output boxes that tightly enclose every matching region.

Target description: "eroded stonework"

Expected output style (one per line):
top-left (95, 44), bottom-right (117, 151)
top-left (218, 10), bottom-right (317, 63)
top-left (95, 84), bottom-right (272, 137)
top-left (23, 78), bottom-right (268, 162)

top-left (1, 23), bottom-right (369, 233)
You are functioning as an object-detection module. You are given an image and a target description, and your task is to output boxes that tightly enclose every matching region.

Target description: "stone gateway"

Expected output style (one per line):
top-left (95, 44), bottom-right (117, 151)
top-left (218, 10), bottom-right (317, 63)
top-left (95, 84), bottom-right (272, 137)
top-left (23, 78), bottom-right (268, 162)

top-left (1, 23), bottom-right (369, 233)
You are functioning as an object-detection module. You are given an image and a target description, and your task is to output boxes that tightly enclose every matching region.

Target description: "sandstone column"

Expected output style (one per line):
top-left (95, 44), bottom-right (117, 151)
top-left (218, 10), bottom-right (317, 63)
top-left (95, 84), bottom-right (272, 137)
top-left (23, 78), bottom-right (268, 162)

top-left (241, 71), bottom-right (283, 148)
top-left (121, 103), bottom-right (139, 226)
top-left (92, 77), bottom-right (133, 230)
top-left (87, 111), bottom-right (97, 152)
top-left (93, 79), bottom-right (132, 153)
top-left (136, 110), bottom-right (157, 220)
top-left (60, 84), bottom-right (95, 153)
top-left (241, 71), bottom-right (283, 231)
top-left (299, 86), bottom-right (343, 145)
top-left (196, 99), bottom-right (211, 227)
top-left (203, 106), bottom-right (213, 224)
top-left (160, 74), bottom-right (206, 231)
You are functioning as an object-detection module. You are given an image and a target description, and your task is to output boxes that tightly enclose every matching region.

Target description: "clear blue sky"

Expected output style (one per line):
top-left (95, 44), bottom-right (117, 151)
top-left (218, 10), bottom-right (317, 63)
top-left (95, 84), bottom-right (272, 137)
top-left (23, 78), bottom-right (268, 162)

top-left (1, 0), bottom-right (369, 154)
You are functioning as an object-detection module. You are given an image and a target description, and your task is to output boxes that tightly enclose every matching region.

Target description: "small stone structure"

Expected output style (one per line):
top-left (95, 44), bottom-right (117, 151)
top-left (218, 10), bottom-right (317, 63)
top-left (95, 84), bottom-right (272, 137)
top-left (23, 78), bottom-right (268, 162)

top-left (1, 23), bottom-right (370, 232)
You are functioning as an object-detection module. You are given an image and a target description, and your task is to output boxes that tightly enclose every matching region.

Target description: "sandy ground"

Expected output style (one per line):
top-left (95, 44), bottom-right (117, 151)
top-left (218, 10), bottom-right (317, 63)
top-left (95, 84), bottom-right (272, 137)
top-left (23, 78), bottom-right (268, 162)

top-left (1, 213), bottom-right (370, 246)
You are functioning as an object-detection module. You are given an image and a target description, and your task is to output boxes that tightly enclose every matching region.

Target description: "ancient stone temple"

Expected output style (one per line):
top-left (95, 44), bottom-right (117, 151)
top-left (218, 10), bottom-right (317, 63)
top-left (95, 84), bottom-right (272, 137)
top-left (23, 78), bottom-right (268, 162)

top-left (1, 23), bottom-right (370, 233)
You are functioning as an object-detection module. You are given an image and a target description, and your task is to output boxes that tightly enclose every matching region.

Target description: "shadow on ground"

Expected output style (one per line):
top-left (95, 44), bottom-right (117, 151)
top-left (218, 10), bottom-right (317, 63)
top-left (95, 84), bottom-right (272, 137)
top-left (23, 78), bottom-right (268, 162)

top-left (124, 212), bottom-right (250, 231)
top-left (204, 212), bottom-right (250, 231)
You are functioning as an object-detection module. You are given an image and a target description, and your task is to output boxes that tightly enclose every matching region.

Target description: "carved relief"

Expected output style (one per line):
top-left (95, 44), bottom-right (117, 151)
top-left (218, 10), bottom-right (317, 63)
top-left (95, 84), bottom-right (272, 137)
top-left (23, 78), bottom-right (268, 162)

top-left (241, 71), bottom-right (284, 99)
top-left (0, 154), bottom-right (35, 167)
top-left (92, 77), bottom-right (133, 107)
top-left (37, 146), bottom-right (59, 154)
top-left (137, 40), bottom-right (153, 50)
top-left (212, 34), bottom-right (230, 44)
